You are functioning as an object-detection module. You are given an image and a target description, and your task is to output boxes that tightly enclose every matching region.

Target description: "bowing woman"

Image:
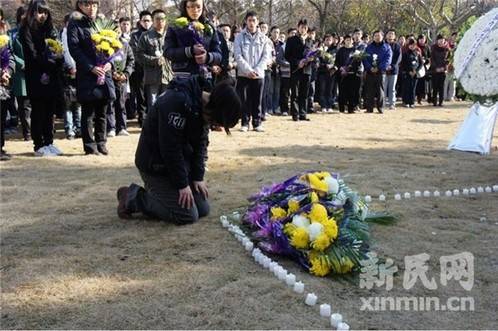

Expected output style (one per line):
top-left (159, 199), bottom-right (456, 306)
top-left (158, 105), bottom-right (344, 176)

top-left (19, 0), bottom-right (63, 157)
top-left (164, 0), bottom-right (222, 83)
top-left (67, 0), bottom-right (115, 156)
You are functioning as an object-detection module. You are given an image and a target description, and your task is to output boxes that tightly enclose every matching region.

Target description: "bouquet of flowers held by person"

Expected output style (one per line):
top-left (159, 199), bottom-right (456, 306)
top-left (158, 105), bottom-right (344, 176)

top-left (172, 17), bottom-right (214, 77)
top-left (318, 47), bottom-right (336, 74)
top-left (292, 49), bottom-right (319, 74)
top-left (239, 171), bottom-right (395, 277)
top-left (0, 34), bottom-right (11, 100)
top-left (90, 18), bottom-right (123, 85)
top-left (38, 38), bottom-right (64, 85)
top-left (341, 49), bottom-right (367, 76)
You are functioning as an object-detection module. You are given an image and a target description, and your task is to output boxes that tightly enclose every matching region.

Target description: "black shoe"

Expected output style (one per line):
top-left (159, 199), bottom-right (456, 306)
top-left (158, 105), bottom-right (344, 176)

top-left (377, 108), bottom-right (384, 114)
top-left (292, 116), bottom-right (299, 122)
top-left (433, 103), bottom-right (438, 107)
top-left (366, 109), bottom-right (374, 113)
top-left (438, 103), bottom-right (444, 107)
top-left (85, 150), bottom-right (100, 156)
top-left (97, 145), bottom-right (109, 155)
top-left (0, 151), bottom-right (12, 161)
top-left (117, 187), bottom-right (133, 219)
top-left (23, 134), bottom-right (31, 141)
top-left (299, 116), bottom-right (310, 121)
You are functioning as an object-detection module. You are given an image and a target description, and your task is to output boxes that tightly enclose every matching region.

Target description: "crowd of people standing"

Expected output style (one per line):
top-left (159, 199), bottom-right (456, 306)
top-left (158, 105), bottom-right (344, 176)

top-left (0, 0), bottom-right (460, 162)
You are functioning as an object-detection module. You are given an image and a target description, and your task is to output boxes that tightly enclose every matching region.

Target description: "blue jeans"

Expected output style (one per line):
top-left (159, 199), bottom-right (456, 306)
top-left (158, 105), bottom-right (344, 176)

top-left (384, 74), bottom-right (398, 107)
top-left (270, 74), bottom-right (280, 113)
top-left (64, 101), bottom-right (81, 136)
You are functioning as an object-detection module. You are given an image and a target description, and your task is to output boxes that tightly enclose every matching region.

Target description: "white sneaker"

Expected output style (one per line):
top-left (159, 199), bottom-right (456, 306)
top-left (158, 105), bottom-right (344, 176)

top-left (47, 144), bottom-right (62, 155)
top-left (239, 126), bottom-right (249, 132)
top-left (117, 130), bottom-right (130, 136)
top-left (282, 112), bottom-right (289, 116)
top-left (34, 146), bottom-right (47, 157)
top-left (327, 108), bottom-right (333, 113)
top-left (107, 130), bottom-right (116, 138)
top-left (254, 126), bottom-right (265, 132)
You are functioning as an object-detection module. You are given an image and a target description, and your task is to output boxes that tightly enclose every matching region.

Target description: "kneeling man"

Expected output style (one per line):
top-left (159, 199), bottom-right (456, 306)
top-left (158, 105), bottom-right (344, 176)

top-left (117, 77), bottom-right (241, 224)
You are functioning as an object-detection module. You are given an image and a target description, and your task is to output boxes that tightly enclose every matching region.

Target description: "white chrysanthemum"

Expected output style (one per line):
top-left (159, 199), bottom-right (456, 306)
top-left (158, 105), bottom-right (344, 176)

top-left (324, 177), bottom-right (339, 194)
top-left (308, 222), bottom-right (324, 241)
top-left (454, 8), bottom-right (498, 96)
top-left (292, 214), bottom-right (310, 228)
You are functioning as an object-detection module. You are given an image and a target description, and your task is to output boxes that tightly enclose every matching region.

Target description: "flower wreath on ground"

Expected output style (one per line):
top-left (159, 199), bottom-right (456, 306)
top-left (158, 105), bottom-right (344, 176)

top-left (238, 171), bottom-right (395, 277)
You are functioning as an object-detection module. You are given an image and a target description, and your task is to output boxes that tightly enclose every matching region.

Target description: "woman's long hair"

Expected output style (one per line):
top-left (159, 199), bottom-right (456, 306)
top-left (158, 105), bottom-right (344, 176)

top-left (21, 0), bottom-right (53, 31)
top-left (179, 0), bottom-right (208, 23)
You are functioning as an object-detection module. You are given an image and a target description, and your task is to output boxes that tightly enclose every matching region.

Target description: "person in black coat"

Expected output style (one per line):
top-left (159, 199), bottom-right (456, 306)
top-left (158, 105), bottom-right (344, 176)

top-left (285, 19), bottom-right (314, 121)
top-left (116, 77), bottom-right (241, 224)
top-left (18, 0), bottom-right (64, 156)
top-left (67, 0), bottom-right (116, 155)
top-left (164, 0), bottom-right (222, 83)
top-left (335, 35), bottom-right (364, 113)
top-left (400, 39), bottom-right (423, 107)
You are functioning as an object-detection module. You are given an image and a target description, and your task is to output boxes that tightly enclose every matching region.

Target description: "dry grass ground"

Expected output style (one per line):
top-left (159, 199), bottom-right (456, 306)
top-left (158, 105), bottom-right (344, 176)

top-left (1, 101), bottom-right (497, 329)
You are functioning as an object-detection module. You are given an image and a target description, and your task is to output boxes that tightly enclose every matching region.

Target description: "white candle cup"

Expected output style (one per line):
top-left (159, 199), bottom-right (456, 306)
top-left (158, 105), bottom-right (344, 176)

top-left (337, 322), bottom-right (350, 331)
top-left (278, 269), bottom-right (287, 281)
top-left (493, 185), bottom-right (498, 192)
top-left (478, 187), bottom-right (484, 193)
top-left (263, 258), bottom-right (271, 268)
top-left (485, 186), bottom-right (492, 193)
top-left (293, 281), bottom-right (304, 294)
top-left (463, 189), bottom-right (469, 195)
top-left (269, 262), bottom-right (277, 272)
top-left (414, 191), bottom-right (421, 197)
top-left (364, 195), bottom-right (372, 203)
top-left (423, 190), bottom-right (431, 197)
top-left (273, 266), bottom-right (281, 277)
top-left (453, 189), bottom-right (460, 196)
top-left (379, 194), bottom-right (386, 201)
top-left (305, 293), bottom-right (317, 306)
top-left (244, 241), bottom-right (254, 252)
top-left (445, 190), bottom-right (452, 197)
top-left (404, 192), bottom-right (411, 199)
top-left (285, 273), bottom-right (296, 286)
top-left (470, 187), bottom-right (477, 194)
top-left (320, 304), bottom-right (331, 317)
top-left (434, 190), bottom-right (440, 197)
top-left (330, 313), bottom-right (343, 328)
top-left (394, 194), bottom-right (402, 200)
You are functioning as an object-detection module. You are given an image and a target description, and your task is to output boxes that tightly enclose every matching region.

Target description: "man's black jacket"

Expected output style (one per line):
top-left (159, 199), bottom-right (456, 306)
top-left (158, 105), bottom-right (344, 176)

top-left (135, 77), bottom-right (209, 189)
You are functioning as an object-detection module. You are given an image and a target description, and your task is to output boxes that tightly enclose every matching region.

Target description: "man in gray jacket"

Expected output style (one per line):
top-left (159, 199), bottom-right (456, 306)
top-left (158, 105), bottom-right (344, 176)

top-left (234, 11), bottom-right (272, 132)
top-left (136, 9), bottom-right (172, 115)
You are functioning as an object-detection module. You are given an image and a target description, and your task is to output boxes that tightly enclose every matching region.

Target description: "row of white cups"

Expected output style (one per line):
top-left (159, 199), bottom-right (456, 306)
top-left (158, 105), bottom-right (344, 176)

top-left (220, 214), bottom-right (349, 330)
top-left (364, 184), bottom-right (498, 203)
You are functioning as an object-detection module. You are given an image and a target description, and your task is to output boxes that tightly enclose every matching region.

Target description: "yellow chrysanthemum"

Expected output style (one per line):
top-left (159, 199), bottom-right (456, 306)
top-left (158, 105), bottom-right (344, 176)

top-left (175, 17), bottom-right (189, 28)
top-left (283, 222), bottom-right (296, 236)
top-left (111, 39), bottom-right (123, 49)
top-left (290, 227), bottom-right (309, 249)
top-left (287, 199), bottom-right (300, 215)
top-left (0, 35), bottom-right (10, 48)
top-left (310, 256), bottom-right (331, 277)
top-left (95, 45), bottom-right (103, 52)
top-left (310, 191), bottom-right (319, 203)
top-left (337, 257), bottom-right (355, 274)
top-left (306, 173), bottom-right (328, 192)
top-left (100, 41), bottom-right (111, 51)
top-left (308, 203), bottom-right (328, 223)
top-left (91, 34), bottom-right (102, 43)
top-left (107, 48), bottom-right (115, 56)
top-left (193, 21), bottom-right (205, 32)
top-left (313, 171), bottom-right (331, 180)
top-left (271, 206), bottom-right (287, 220)
top-left (311, 232), bottom-right (331, 251)
top-left (100, 29), bottom-right (118, 39)
top-left (323, 218), bottom-right (338, 240)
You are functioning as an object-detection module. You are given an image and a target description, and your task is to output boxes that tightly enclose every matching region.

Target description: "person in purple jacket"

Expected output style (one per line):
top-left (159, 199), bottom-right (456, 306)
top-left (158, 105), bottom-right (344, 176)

top-left (363, 30), bottom-right (392, 114)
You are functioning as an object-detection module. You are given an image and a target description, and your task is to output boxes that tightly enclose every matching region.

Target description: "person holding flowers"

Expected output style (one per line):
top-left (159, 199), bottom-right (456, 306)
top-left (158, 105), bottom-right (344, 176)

top-left (67, 0), bottom-right (116, 155)
top-left (136, 9), bottom-right (172, 114)
top-left (335, 35), bottom-right (364, 113)
top-left (19, 0), bottom-right (63, 157)
top-left (400, 39), bottom-right (423, 108)
top-left (164, 0), bottom-right (222, 82)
